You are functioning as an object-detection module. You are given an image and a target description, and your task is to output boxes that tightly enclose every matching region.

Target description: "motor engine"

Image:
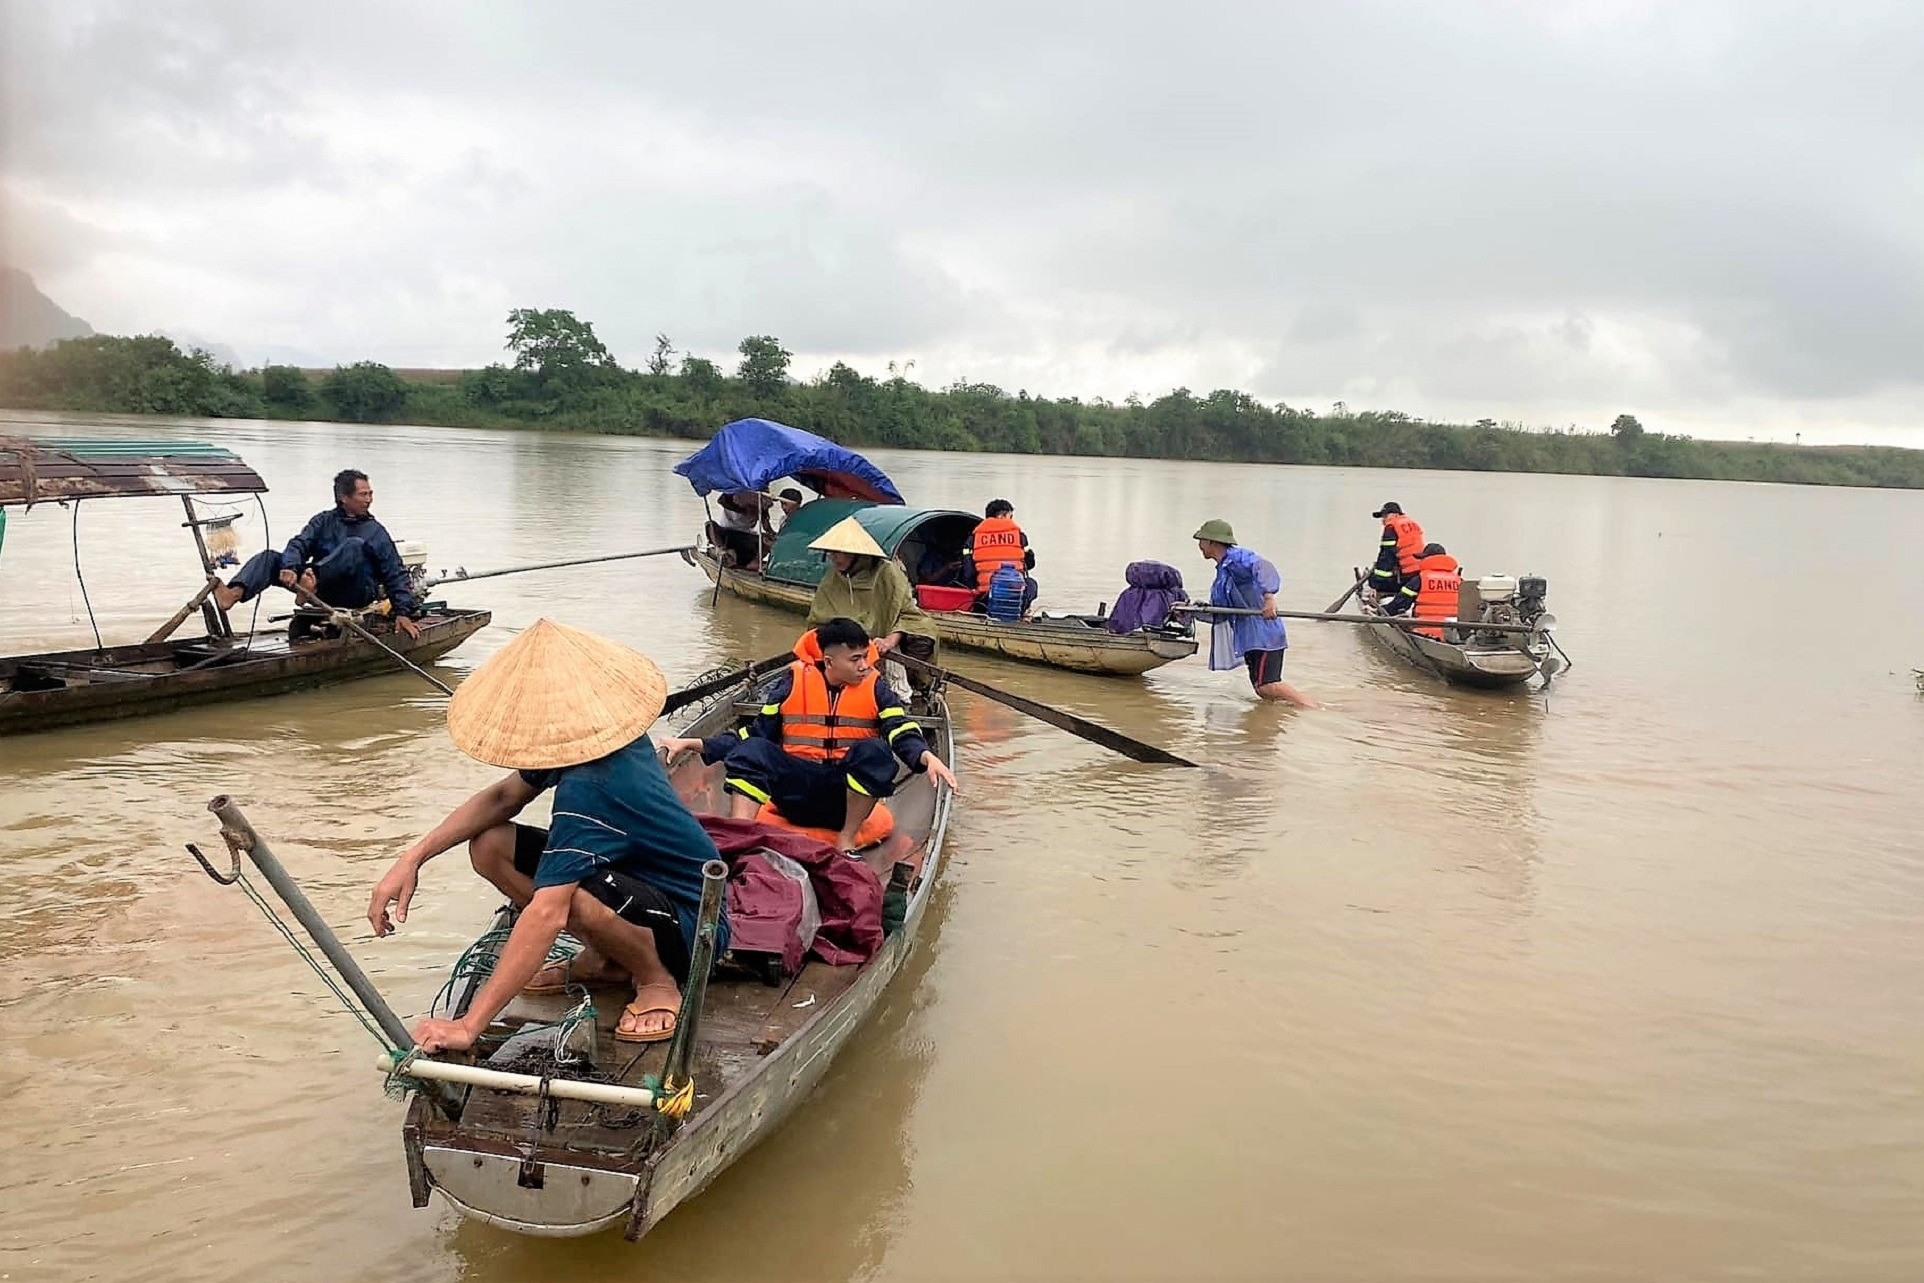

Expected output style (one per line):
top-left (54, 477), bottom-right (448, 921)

top-left (1469, 573), bottom-right (1549, 629)
top-left (396, 539), bottom-right (431, 603)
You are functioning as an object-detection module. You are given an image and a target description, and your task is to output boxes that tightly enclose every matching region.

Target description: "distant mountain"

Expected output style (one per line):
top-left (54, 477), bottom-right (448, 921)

top-left (1, 267), bottom-right (94, 349)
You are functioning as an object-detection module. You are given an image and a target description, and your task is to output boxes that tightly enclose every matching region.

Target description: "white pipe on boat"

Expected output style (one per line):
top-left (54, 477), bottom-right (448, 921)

top-left (378, 1053), bottom-right (659, 1108)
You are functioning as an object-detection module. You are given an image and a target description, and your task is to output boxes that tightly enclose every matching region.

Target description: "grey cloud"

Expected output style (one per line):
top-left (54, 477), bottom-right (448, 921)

top-left (3, 0), bottom-right (1923, 441)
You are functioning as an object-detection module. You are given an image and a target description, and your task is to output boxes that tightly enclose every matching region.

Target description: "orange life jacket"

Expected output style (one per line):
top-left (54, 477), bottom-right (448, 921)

top-left (970, 516), bottom-right (1027, 593)
top-left (780, 631), bottom-right (883, 762)
top-left (1412, 553), bottom-right (1462, 639)
top-left (1384, 513), bottom-right (1426, 575)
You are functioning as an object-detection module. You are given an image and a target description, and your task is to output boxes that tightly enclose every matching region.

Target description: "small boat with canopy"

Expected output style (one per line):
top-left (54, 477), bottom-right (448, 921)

top-left (0, 436), bottom-right (487, 735)
top-left (675, 419), bottom-right (1197, 677)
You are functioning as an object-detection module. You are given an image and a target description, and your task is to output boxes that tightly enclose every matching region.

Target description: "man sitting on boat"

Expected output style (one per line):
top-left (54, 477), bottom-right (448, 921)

top-left (1367, 501), bottom-right (1425, 601)
top-left (1193, 518), bottom-right (1320, 709)
top-left (806, 515), bottom-right (940, 691)
top-left (212, 468), bottom-right (422, 639)
top-left (366, 619), bottom-right (726, 1051)
top-left (707, 490), bottom-right (772, 570)
top-left (961, 498), bottom-right (1038, 620)
top-left (660, 618), bottom-right (958, 854)
top-left (1382, 542), bottom-right (1463, 638)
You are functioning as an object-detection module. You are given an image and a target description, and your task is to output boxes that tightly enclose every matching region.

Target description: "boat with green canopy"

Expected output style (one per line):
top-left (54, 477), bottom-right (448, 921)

top-left (0, 435), bottom-right (487, 735)
top-left (674, 421), bottom-right (1197, 677)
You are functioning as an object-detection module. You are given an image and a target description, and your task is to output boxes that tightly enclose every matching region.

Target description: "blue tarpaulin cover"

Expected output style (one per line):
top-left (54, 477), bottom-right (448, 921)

top-left (673, 419), bottom-right (903, 504)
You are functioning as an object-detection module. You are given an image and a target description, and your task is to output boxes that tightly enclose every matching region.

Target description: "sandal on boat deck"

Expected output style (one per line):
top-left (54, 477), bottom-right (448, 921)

top-left (614, 985), bottom-right (682, 1044)
top-left (523, 959), bottom-right (593, 995)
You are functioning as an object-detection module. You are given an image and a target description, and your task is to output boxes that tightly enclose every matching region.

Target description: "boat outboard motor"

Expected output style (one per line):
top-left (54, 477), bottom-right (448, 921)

top-left (1515, 575), bottom-right (1549, 627)
top-left (396, 540), bottom-right (432, 603)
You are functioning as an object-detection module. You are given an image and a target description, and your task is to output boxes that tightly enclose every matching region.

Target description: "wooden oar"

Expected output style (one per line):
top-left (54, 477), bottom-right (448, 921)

top-left (1323, 578), bottom-right (1364, 615)
top-left (424, 545), bottom-right (691, 589)
top-left (1172, 604), bottom-right (1551, 636)
top-left (146, 574), bottom-right (223, 644)
top-left (288, 585), bottom-right (454, 696)
top-left (895, 653), bottom-right (1197, 768)
top-left (658, 652), bottom-right (795, 719)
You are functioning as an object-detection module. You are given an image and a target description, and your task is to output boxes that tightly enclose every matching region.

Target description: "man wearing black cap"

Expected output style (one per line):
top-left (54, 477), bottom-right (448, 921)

top-left (1368, 501), bottom-right (1426, 600)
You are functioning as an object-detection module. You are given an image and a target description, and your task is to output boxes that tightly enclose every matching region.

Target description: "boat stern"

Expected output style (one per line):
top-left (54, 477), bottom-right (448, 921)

top-left (409, 1130), bottom-right (645, 1238)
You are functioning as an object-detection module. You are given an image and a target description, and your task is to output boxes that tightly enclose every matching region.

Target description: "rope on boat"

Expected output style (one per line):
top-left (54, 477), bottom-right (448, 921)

top-left (219, 866), bottom-right (399, 1053)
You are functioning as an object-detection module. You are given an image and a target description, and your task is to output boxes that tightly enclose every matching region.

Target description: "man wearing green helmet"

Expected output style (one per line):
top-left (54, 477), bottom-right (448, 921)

top-left (1192, 519), bottom-right (1319, 708)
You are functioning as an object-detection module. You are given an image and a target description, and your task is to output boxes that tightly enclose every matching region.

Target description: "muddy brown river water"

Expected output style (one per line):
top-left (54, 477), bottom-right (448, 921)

top-left (1, 411), bottom-right (1920, 1281)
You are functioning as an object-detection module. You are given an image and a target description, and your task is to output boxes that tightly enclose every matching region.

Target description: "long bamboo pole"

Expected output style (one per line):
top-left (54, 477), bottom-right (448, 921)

top-left (1173, 604), bottom-right (1552, 636)
top-left (288, 584), bottom-right (454, 696)
top-left (424, 545), bottom-right (691, 589)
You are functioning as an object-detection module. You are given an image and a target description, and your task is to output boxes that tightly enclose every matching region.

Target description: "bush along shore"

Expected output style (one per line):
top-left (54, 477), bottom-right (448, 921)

top-left (4, 308), bottom-right (1921, 489)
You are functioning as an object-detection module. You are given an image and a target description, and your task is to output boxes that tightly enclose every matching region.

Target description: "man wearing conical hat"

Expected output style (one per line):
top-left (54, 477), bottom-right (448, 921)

top-left (366, 619), bottom-right (727, 1051)
top-left (804, 515), bottom-right (939, 686)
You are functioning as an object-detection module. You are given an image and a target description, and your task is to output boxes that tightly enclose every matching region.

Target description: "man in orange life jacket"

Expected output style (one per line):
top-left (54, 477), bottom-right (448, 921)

top-left (1367, 501), bottom-right (1426, 598)
top-left (1383, 542), bottom-right (1463, 638)
top-left (660, 618), bottom-right (958, 853)
top-left (960, 499), bottom-right (1038, 616)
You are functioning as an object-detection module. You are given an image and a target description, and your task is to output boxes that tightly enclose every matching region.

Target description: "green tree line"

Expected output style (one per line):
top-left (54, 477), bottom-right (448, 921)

top-left (5, 311), bottom-right (1923, 490)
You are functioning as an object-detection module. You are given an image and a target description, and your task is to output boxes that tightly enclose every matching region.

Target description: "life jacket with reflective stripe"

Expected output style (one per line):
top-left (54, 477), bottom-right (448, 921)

top-left (971, 517), bottom-right (1026, 593)
top-left (1385, 513), bottom-right (1426, 575)
top-left (1412, 553), bottom-right (1462, 639)
top-left (779, 660), bottom-right (883, 762)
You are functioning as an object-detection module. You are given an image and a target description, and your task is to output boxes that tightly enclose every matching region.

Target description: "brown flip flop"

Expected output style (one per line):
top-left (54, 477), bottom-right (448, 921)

top-left (614, 983), bottom-right (682, 1044)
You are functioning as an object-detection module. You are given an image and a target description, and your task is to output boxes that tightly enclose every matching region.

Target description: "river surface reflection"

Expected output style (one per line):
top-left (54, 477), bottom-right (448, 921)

top-left (1, 410), bottom-right (1920, 1281)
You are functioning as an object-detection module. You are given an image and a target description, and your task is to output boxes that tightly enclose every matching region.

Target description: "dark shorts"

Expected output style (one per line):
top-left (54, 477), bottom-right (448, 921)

top-left (513, 823), bottom-right (691, 984)
top-left (1244, 648), bottom-right (1287, 688)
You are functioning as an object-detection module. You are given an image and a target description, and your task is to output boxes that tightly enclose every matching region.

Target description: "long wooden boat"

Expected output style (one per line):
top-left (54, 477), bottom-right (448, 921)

top-left (1, 436), bottom-right (488, 734)
top-left (0, 607), bottom-right (490, 735)
top-left (399, 673), bottom-right (955, 1239)
top-left (1352, 576), bottom-right (1552, 689)
top-left (684, 501), bottom-right (1197, 677)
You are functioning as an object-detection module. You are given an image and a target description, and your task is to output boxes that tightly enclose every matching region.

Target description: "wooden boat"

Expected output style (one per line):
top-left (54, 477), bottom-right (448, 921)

top-left (671, 420), bottom-right (1195, 677)
top-left (1351, 572), bottom-right (1555, 689)
top-left (0, 609), bottom-right (490, 735)
top-left (684, 500), bottom-right (1198, 677)
top-left (0, 436), bottom-right (487, 734)
top-left (398, 671), bottom-right (955, 1239)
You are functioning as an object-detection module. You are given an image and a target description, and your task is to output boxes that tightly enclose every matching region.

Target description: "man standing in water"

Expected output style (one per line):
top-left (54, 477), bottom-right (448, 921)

top-left (1193, 519), bottom-right (1319, 708)
top-left (213, 468), bottom-right (422, 639)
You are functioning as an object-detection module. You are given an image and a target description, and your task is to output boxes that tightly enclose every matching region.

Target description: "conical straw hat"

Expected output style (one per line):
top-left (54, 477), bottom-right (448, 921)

top-left (808, 515), bottom-right (885, 558)
top-left (446, 619), bottom-right (667, 770)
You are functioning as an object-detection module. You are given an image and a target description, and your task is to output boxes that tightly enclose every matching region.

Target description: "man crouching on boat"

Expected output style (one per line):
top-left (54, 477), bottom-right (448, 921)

top-left (366, 618), bottom-right (726, 1051)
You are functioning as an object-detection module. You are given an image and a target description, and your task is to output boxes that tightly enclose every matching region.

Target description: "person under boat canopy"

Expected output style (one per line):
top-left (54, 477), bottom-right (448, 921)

top-left (213, 468), bottom-right (422, 638)
top-left (366, 619), bottom-right (728, 1050)
top-left (708, 490), bottom-right (772, 570)
top-left (1368, 500), bottom-right (1426, 601)
top-left (960, 498), bottom-right (1038, 621)
top-left (805, 515), bottom-right (940, 687)
top-left (660, 618), bottom-right (958, 854)
top-left (1383, 541), bottom-right (1463, 638)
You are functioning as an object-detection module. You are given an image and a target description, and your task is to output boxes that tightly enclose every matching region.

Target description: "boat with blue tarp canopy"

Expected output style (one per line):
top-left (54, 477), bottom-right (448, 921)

top-left (676, 454), bottom-right (1198, 676)
top-left (671, 418), bottom-right (904, 504)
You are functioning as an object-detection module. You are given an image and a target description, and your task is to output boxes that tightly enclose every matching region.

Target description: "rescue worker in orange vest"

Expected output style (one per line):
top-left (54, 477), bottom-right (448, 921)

top-left (1383, 542), bottom-right (1462, 639)
top-left (960, 498), bottom-right (1038, 616)
top-left (1368, 501), bottom-right (1426, 598)
top-left (661, 618), bottom-right (958, 853)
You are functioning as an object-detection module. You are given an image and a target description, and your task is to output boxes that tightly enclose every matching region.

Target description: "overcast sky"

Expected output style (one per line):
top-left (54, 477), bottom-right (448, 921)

top-left (4, 1), bottom-right (1922, 445)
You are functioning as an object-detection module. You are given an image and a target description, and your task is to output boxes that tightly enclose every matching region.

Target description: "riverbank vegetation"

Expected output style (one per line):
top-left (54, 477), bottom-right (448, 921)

top-left (4, 312), bottom-right (1921, 489)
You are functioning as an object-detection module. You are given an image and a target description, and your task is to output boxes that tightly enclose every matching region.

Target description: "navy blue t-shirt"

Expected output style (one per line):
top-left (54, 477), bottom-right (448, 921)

top-left (520, 733), bottom-right (728, 955)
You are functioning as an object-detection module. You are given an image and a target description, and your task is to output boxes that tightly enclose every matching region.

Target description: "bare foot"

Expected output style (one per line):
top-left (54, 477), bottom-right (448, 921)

top-left (212, 583), bottom-right (243, 613)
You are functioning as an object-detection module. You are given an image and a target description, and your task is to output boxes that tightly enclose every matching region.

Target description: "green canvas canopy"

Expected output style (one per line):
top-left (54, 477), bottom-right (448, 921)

top-left (762, 500), bottom-right (979, 587)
